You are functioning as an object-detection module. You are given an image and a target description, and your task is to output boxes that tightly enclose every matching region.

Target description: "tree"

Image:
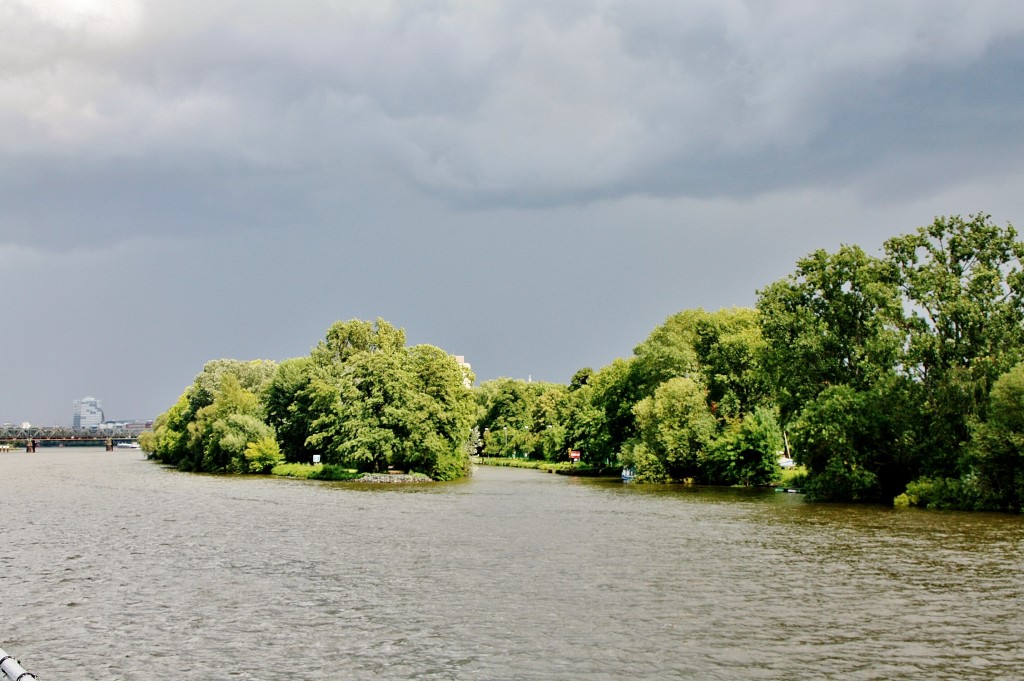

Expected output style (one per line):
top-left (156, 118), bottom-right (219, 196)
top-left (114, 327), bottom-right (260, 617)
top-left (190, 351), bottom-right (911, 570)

top-left (189, 374), bottom-right (275, 473)
top-left (404, 344), bottom-right (476, 479)
top-left (189, 358), bottom-right (277, 414)
top-left (569, 367), bottom-right (593, 391)
top-left (311, 318), bottom-right (407, 369)
top-left (264, 357), bottom-right (324, 463)
top-left (630, 377), bottom-right (718, 481)
top-left (691, 308), bottom-right (769, 419)
top-left (561, 381), bottom-right (613, 465)
top-left (964, 363), bottom-right (1024, 511)
top-left (308, 350), bottom-right (416, 473)
top-left (756, 244), bottom-right (920, 500)
top-left (704, 407), bottom-right (784, 487)
top-left (886, 214), bottom-right (1024, 475)
top-left (145, 318), bottom-right (475, 480)
top-left (758, 245), bottom-right (905, 423)
top-left (475, 379), bottom-right (568, 460)
top-left (631, 310), bottom-right (702, 391)
top-left (303, 322), bottom-right (474, 479)
top-left (141, 390), bottom-right (193, 468)
top-left (584, 358), bottom-right (641, 465)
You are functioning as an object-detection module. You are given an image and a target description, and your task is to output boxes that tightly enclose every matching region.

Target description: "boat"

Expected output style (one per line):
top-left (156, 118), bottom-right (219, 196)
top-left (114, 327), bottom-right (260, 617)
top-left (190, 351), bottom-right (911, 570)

top-left (621, 467), bottom-right (635, 482)
top-left (116, 441), bottom-right (141, 449)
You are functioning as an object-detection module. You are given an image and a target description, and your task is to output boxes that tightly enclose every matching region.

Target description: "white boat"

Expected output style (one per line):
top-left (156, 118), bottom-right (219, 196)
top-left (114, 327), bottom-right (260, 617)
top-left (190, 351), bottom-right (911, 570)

top-left (621, 467), bottom-right (635, 482)
top-left (116, 441), bottom-right (141, 449)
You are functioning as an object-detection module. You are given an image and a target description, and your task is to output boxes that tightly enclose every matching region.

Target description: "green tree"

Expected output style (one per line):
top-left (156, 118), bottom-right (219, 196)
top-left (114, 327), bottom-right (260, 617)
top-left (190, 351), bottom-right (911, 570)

top-left (242, 436), bottom-right (283, 474)
top-left (758, 245), bottom-right (904, 423)
top-left (141, 390), bottom-right (193, 467)
top-left (302, 322), bottom-right (474, 479)
top-left (475, 378), bottom-right (536, 457)
top-left (404, 344), bottom-right (476, 479)
top-left (189, 358), bottom-right (277, 414)
top-left (311, 318), bottom-right (407, 369)
top-left (630, 377), bottom-right (718, 481)
top-left (561, 381), bottom-right (613, 465)
top-left (757, 244), bottom-right (916, 500)
top-left (691, 308), bottom-right (768, 419)
top-left (885, 214), bottom-right (1024, 475)
top-left (704, 407), bottom-right (784, 486)
top-left (190, 374), bottom-right (274, 473)
top-left (963, 363), bottom-right (1024, 511)
top-left (264, 357), bottom-right (322, 463)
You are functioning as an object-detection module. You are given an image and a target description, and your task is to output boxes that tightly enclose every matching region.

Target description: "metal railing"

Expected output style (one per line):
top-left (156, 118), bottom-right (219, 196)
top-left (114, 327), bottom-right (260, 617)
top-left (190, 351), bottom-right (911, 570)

top-left (0, 647), bottom-right (37, 680)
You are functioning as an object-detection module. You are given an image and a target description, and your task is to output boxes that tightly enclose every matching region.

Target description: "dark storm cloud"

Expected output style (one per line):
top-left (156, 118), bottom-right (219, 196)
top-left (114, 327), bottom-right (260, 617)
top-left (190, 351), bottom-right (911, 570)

top-left (4, 0), bottom-right (1024, 250)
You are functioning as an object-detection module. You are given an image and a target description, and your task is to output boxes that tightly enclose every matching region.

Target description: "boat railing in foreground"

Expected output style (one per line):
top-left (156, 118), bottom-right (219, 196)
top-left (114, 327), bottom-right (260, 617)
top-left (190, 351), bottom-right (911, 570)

top-left (0, 647), bottom-right (37, 680)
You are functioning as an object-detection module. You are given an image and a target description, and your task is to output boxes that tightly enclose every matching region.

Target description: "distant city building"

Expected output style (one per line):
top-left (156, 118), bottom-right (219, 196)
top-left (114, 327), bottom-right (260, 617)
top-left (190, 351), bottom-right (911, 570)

top-left (73, 396), bottom-right (104, 428)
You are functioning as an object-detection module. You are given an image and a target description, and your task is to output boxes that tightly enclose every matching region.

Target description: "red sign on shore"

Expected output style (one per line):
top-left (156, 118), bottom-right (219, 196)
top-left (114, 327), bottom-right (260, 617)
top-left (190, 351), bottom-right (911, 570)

top-left (569, 450), bottom-right (581, 461)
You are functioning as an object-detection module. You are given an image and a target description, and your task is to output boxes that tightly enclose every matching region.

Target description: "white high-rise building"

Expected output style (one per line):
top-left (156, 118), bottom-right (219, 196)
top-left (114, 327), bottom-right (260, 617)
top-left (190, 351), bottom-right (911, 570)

top-left (73, 396), bottom-right (104, 428)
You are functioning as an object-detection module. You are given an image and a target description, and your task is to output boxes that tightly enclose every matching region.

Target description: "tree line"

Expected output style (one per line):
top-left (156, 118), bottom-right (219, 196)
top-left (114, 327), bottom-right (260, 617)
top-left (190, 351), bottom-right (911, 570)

top-left (473, 214), bottom-right (1024, 511)
top-left (142, 214), bottom-right (1024, 511)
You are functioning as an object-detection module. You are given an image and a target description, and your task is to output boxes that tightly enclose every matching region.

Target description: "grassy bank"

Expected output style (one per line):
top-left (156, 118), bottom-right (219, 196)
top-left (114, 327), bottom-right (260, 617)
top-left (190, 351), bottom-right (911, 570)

top-left (474, 457), bottom-right (619, 477)
top-left (775, 467), bottom-right (807, 489)
top-left (270, 462), bottom-right (362, 481)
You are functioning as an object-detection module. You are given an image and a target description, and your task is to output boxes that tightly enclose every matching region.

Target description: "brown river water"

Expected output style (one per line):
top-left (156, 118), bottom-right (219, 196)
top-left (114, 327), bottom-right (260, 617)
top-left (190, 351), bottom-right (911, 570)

top-left (2, 448), bottom-right (1022, 680)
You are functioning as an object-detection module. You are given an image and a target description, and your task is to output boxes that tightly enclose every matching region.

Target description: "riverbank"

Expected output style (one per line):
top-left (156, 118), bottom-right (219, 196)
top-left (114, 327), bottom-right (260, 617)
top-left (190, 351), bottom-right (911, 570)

top-left (269, 462), bottom-right (431, 482)
top-left (473, 456), bottom-right (619, 477)
top-left (476, 455), bottom-right (808, 488)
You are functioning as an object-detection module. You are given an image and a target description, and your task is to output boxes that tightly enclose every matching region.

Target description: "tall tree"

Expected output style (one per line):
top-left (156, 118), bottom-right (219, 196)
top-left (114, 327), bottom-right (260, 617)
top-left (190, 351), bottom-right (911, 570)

top-left (758, 245), bottom-right (905, 423)
top-left (263, 357), bottom-right (320, 463)
top-left (885, 214), bottom-right (1024, 474)
top-left (303, 321), bottom-right (474, 479)
top-left (757, 245), bottom-right (912, 500)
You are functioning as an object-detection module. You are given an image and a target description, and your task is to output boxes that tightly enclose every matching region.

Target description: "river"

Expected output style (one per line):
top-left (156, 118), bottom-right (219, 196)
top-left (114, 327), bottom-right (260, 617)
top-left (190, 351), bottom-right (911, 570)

top-left (1, 448), bottom-right (1022, 680)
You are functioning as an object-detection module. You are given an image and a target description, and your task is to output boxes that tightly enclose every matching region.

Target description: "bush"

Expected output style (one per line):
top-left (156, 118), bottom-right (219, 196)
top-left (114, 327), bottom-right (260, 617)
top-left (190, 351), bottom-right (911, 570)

top-left (271, 463), bottom-right (322, 479)
top-left (310, 464), bottom-right (362, 481)
top-left (778, 468), bottom-right (807, 489)
top-left (896, 476), bottom-right (981, 510)
top-left (803, 456), bottom-right (879, 502)
top-left (239, 435), bottom-right (283, 474)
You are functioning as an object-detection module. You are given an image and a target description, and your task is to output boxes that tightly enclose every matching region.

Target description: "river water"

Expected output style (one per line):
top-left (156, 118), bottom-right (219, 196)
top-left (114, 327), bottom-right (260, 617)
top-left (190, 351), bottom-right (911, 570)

top-left (1, 448), bottom-right (1022, 680)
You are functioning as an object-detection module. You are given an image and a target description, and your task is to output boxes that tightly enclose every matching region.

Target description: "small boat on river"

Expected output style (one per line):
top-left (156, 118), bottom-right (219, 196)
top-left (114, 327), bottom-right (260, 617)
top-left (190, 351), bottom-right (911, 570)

top-left (621, 467), bottom-right (635, 482)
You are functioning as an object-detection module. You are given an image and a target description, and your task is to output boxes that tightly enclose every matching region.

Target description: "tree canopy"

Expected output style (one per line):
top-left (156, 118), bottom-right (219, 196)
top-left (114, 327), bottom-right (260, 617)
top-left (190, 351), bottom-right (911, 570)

top-left (142, 319), bottom-right (475, 481)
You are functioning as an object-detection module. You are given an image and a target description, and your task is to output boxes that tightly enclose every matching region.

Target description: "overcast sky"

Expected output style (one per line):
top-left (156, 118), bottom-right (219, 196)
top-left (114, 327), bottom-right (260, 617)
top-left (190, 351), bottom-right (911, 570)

top-left (3, 0), bottom-right (1024, 426)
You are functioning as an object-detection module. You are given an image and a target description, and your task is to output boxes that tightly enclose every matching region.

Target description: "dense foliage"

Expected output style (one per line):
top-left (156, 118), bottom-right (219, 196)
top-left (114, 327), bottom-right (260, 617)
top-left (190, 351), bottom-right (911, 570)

top-left (473, 307), bottom-right (782, 486)
top-left (471, 214), bottom-right (1024, 512)
top-left (141, 319), bottom-right (476, 481)
top-left (759, 214), bottom-right (1024, 509)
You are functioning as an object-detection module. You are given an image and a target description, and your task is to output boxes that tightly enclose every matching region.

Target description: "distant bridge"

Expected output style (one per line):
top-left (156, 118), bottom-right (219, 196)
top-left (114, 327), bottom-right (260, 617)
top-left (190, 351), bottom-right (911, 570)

top-left (0, 425), bottom-right (147, 444)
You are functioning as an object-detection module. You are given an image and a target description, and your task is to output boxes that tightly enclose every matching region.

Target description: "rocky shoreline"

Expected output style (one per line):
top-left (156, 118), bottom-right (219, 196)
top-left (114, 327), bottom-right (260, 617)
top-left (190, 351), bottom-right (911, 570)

top-left (354, 473), bottom-right (433, 483)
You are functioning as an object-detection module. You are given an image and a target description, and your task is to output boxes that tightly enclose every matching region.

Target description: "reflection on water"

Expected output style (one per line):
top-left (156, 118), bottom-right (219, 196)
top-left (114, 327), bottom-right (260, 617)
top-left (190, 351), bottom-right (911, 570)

top-left (2, 448), bottom-right (1022, 680)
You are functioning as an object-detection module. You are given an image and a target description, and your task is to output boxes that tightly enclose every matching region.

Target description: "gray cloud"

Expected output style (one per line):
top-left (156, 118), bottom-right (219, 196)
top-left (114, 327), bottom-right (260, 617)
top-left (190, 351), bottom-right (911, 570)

top-left (2, 0), bottom-right (1024, 424)
top-left (4, 1), bottom-right (1023, 245)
